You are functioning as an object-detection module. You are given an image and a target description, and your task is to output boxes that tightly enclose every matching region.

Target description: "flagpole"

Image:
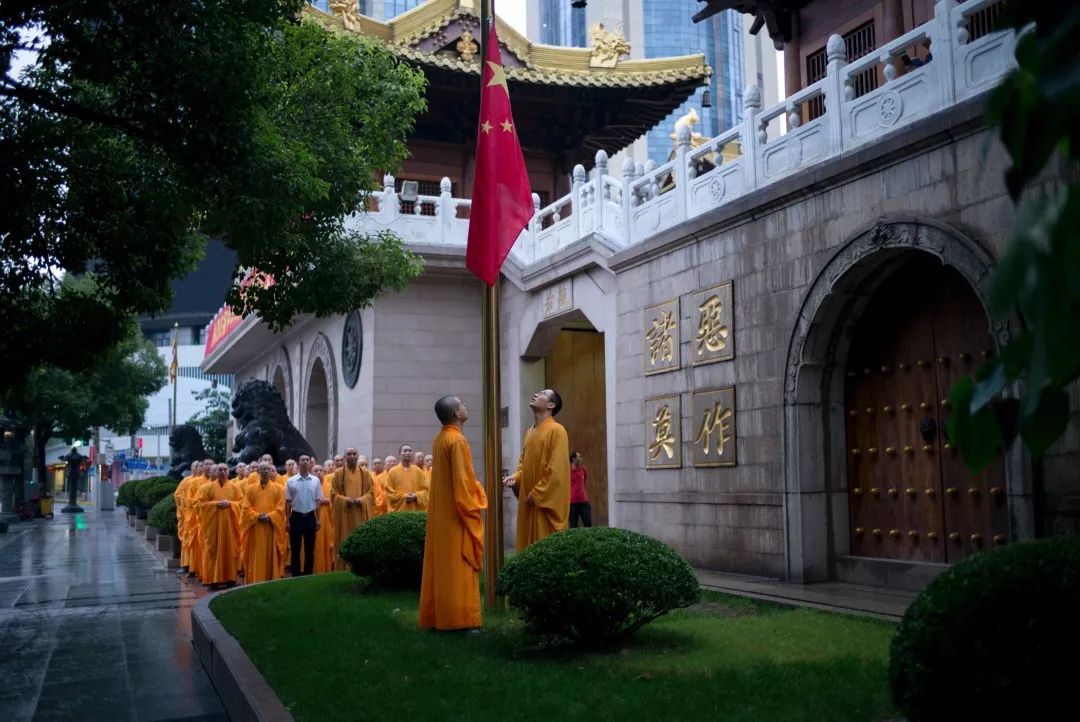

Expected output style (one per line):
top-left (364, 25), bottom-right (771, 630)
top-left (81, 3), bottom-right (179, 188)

top-left (171, 322), bottom-right (179, 431)
top-left (480, 0), bottom-right (505, 611)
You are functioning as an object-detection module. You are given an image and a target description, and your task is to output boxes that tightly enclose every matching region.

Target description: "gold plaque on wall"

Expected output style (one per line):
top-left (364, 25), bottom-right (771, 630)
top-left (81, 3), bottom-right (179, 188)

top-left (643, 299), bottom-right (680, 375)
top-left (691, 281), bottom-right (734, 366)
top-left (690, 386), bottom-right (736, 467)
top-left (645, 395), bottom-right (681, 469)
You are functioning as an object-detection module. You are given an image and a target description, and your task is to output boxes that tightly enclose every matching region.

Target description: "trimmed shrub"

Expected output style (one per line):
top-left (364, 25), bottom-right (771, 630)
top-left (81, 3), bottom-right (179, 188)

top-left (889, 539), bottom-right (1080, 721)
top-left (136, 477), bottom-right (177, 509)
top-left (148, 495), bottom-right (178, 536)
top-left (117, 480), bottom-right (139, 509)
top-left (338, 512), bottom-right (426, 589)
top-left (496, 527), bottom-right (699, 644)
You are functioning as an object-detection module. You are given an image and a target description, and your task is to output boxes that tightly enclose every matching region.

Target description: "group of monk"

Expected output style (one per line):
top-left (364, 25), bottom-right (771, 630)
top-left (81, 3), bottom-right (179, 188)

top-left (170, 387), bottom-right (572, 633)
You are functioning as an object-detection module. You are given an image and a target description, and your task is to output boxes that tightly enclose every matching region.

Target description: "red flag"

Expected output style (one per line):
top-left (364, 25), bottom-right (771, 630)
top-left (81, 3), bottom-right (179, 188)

top-left (466, 24), bottom-right (534, 286)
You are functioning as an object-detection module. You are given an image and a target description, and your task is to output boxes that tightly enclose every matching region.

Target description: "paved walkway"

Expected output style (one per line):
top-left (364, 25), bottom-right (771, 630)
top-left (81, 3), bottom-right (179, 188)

top-left (0, 509), bottom-right (225, 722)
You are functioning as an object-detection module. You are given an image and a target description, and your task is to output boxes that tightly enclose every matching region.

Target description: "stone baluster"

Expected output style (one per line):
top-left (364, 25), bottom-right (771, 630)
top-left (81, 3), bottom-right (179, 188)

top-left (438, 176), bottom-right (452, 244)
top-left (824, 34), bottom-right (848, 156)
top-left (934, 0), bottom-right (960, 106)
top-left (622, 157), bottom-right (636, 242)
top-left (741, 84), bottom-right (762, 192)
top-left (674, 124), bottom-right (692, 223)
top-left (594, 149), bottom-right (608, 239)
top-left (643, 159), bottom-right (658, 200)
top-left (382, 172), bottom-right (399, 221)
top-left (572, 163), bottom-right (586, 239)
top-left (529, 192), bottom-right (541, 264)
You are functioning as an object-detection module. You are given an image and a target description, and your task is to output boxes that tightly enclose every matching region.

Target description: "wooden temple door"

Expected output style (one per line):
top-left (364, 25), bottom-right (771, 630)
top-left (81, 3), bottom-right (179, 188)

top-left (845, 260), bottom-right (1009, 563)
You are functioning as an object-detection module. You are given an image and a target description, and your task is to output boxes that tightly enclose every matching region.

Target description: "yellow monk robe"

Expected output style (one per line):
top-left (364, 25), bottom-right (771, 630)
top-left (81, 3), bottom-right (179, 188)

top-left (186, 476), bottom-right (211, 578)
top-left (196, 480), bottom-right (242, 585)
top-left (313, 475), bottom-right (335, 574)
top-left (384, 465), bottom-right (430, 512)
top-left (330, 465), bottom-right (375, 570)
top-left (419, 425), bottom-right (487, 630)
top-left (174, 474), bottom-right (196, 569)
top-left (512, 416), bottom-right (571, 551)
top-left (373, 472), bottom-right (388, 515)
top-left (239, 482), bottom-right (286, 583)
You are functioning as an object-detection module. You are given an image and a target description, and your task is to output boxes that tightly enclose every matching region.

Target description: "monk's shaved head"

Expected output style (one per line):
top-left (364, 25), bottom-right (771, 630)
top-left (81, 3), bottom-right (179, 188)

top-left (435, 395), bottom-right (463, 424)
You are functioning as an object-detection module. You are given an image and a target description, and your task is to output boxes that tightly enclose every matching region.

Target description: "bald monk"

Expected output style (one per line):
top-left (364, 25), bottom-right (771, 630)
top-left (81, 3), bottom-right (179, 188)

top-left (419, 395), bottom-right (488, 631)
top-left (174, 462), bottom-right (201, 573)
top-left (423, 454), bottom-right (433, 477)
top-left (278, 458), bottom-right (297, 486)
top-left (385, 444), bottom-right (429, 512)
top-left (370, 457), bottom-right (387, 515)
top-left (196, 463), bottom-right (242, 588)
top-left (330, 447), bottom-right (375, 569)
top-left (358, 454), bottom-right (369, 470)
top-left (385, 455), bottom-right (399, 473)
top-left (502, 388), bottom-right (571, 551)
top-left (239, 462), bottom-right (286, 583)
top-left (186, 458), bottom-right (215, 579)
top-left (312, 464), bottom-right (335, 573)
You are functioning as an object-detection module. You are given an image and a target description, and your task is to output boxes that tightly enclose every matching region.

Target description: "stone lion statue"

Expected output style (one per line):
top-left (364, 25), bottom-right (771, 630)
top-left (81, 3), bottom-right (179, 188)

top-left (227, 380), bottom-right (315, 470)
top-left (168, 424), bottom-right (208, 480)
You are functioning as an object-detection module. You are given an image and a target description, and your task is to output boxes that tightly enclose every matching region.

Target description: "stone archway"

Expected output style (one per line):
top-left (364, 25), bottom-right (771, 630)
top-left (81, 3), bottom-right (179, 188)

top-left (781, 218), bottom-right (1031, 584)
top-left (269, 346), bottom-right (293, 420)
top-left (300, 332), bottom-right (338, 458)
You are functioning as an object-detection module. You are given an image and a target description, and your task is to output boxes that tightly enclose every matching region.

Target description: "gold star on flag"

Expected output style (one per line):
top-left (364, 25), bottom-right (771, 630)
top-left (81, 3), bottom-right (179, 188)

top-left (481, 120), bottom-right (493, 134)
top-left (501, 119), bottom-right (513, 132)
top-left (486, 60), bottom-right (509, 95)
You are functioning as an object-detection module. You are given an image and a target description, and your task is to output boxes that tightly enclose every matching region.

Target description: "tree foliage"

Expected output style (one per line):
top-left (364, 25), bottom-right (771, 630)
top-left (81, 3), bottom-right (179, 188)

top-left (949, 3), bottom-right (1080, 471)
top-left (186, 387), bottom-right (232, 462)
top-left (0, 1), bottom-right (426, 390)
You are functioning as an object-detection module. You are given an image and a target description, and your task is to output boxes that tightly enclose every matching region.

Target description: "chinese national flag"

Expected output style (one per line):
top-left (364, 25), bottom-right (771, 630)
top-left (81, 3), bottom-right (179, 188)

top-left (466, 24), bottom-right (534, 287)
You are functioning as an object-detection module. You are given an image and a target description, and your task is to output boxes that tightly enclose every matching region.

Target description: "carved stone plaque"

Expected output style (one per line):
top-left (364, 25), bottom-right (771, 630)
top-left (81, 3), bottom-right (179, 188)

top-left (691, 281), bottom-right (734, 366)
top-left (645, 395), bottom-right (681, 469)
top-left (644, 298), bottom-right (680, 375)
top-left (691, 386), bottom-right (736, 467)
top-left (341, 311), bottom-right (363, 389)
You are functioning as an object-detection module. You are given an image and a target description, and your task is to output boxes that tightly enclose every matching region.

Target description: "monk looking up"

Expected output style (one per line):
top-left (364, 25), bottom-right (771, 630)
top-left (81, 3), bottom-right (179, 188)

top-left (330, 447), bottom-right (375, 569)
top-left (239, 462), bottom-right (286, 583)
top-left (419, 396), bottom-right (487, 631)
top-left (502, 389), bottom-right (571, 551)
top-left (197, 463), bottom-right (242, 588)
top-left (385, 444), bottom-right (429, 512)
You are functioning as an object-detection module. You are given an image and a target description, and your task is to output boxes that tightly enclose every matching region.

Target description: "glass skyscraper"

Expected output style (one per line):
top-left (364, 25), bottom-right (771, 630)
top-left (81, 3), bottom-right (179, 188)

top-left (308, 1), bottom-right (422, 19)
top-left (538, 0), bottom-right (588, 47)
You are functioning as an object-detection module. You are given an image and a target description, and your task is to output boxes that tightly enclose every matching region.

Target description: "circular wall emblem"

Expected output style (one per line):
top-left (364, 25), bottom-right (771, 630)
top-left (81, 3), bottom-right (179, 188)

top-left (708, 175), bottom-right (726, 203)
top-left (341, 311), bottom-right (363, 389)
top-left (877, 91), bottom-right (903, 127)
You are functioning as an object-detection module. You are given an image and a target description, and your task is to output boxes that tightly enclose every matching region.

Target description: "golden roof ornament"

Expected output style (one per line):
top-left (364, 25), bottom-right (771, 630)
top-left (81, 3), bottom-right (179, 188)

top-left (456, 30), bottom-right (479, 61)
top-left (589, 23), bottom-right (630, 68)
top-left (329, 0), bottom-right (365, 33)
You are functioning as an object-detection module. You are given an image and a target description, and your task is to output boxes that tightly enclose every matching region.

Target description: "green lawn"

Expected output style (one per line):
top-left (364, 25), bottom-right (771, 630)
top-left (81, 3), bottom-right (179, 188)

top-left (212, 573), bottom-right (898, 722)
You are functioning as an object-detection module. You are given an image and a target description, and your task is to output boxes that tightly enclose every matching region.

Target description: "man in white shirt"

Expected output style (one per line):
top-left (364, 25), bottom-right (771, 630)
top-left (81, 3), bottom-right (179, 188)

top-left (285, 454), bottom-right (323, 576)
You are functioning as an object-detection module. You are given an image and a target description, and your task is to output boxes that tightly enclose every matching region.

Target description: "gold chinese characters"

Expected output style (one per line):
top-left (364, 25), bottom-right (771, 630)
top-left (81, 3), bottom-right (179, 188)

top-left (691, 387), bottom-right (737, 467)
top-left (643, 299), bottom-right (680, 375)
top-left (645, 396), bottom-right (681, 468)
top-left (692, 282), bottom-right (734, 365)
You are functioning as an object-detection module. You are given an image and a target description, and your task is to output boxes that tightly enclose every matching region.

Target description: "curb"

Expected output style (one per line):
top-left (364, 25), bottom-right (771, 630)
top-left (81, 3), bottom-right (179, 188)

top-left (192, 591), bottom-right (294, 722)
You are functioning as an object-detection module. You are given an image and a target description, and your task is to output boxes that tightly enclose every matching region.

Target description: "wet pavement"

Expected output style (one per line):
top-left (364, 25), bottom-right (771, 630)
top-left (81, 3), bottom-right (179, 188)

top-left (0, 509), bottom-right (226, 721)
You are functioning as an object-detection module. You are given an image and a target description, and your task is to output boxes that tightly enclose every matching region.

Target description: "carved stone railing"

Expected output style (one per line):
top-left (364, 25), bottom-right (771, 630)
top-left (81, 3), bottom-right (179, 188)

top-left (345, 0), bottom-right (1014, 272)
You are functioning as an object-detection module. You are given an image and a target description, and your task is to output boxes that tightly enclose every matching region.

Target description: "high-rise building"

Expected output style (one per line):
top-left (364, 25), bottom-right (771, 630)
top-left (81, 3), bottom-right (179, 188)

top-left (536, 0), bottom-right (588, 47)
top-left (309, 1), bottom-right (423, 20)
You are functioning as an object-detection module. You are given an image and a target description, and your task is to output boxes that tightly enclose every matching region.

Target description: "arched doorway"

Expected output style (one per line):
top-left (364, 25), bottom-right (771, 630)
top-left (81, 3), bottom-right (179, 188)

top-left (272, 367), bottom-right (288, 417)
top-left (306, 359), bottom-right (329, 461)
top-left (844, 257), bottom-right (1009, 563)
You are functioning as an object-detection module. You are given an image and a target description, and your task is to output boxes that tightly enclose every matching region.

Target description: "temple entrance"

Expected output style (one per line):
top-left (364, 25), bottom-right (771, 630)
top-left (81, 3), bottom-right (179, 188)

top-left (844, 257), bottom-right (1009, 563)
top-left (545, 328), bottom-right (608, 526)
top-left (306, 359), bottom-right (329, 461)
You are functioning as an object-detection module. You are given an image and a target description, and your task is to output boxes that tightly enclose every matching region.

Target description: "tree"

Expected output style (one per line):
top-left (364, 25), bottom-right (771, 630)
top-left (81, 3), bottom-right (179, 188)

top-left (2, 319), bottom-right (167, 494)
top-left (187, 388), bottom-right (232, 462)
top-left (949, 3), bottom-right (1080, 472)
top-left (1, 2), bottom-right (426, 391)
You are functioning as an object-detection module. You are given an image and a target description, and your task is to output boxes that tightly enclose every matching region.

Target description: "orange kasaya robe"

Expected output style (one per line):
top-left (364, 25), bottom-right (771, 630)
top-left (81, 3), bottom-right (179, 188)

top-left (512, 416), bottom-right (571, 551)
top-left (313, 476), bottom-right (335, 574)
top-left (419, 425), bottom-right (487, 631)
top-left (196, 480), bottom-right (242, 585)
top-left (174, 474), bottom-right (195, 569)
top-left (385, 464), bottom-right (430, 512)
top-left (239, 481), bottom-right (287, 583)
top-left (330, 465), bottom-right (375, 570)
top-left (372, 472), bottom-right (388, 515)
top-left (185, 476), bottom-right (211, 578)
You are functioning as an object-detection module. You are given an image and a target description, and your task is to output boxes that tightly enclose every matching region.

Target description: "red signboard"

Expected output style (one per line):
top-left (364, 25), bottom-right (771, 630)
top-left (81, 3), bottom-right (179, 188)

top-left (203, 304), bottom-right (243, 358)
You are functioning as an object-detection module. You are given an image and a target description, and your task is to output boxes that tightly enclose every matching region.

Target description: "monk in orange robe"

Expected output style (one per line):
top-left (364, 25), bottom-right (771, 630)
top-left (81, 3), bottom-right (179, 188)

top-left (423, 454), bottom-right (433, 478)
top-left (312, 464), bottom-right (335, 573)
top-left (196, 463), bottom-right (242, 587)
top-left (174, 461), bottom-right (201, 572)
top-left (371, 457), bottom-right (387, 515)
top-left (239, 462), bottom-right (286, 583)
top-left (420, 396), bottom-right (487, 631)
top-left (185, 458), bottom-right (215, 579)
top-left (385, 444), bottom-right (429, 512)
top-left (503, 388), bottom-right (571, 551)
top-left (330, 448), bottom-right (375, 569)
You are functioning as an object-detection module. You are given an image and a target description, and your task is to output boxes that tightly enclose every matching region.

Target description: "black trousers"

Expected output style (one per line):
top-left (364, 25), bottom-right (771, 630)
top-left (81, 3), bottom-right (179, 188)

top-left (289, 511), bottom-right (317, 576)
top-left (569, 502), bottom-right (592, 528)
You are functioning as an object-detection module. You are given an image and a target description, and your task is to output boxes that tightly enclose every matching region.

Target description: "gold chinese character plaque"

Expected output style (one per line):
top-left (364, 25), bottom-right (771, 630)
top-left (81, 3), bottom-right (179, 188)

top-left (643, 299), bottom-right (680, 375)
top-left (691, 386), bottom-right (736, 467)
top-left (645, 395), bottom-right (681, 469)
top-left (691, 282), bottom-right (734, 366)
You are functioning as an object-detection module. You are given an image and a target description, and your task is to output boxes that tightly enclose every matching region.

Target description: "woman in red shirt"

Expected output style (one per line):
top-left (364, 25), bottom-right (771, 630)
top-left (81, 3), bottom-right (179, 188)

top-left (569, 450), bottom-right (591, 528)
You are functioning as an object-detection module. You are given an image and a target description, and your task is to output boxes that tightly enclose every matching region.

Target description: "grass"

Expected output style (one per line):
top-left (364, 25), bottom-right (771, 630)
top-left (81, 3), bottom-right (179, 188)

top-left (212, 574), bottom-right (898, 722)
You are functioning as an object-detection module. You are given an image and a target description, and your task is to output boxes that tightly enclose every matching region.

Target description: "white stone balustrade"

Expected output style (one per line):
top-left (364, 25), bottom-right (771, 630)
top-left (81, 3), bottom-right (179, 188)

top-left (344, 0), bottom-right (1014, 273)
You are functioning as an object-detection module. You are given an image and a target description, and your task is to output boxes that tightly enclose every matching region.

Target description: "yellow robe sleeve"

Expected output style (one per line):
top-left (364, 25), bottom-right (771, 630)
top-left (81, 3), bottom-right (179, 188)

top-left (384, 468), bottom-right (407, 511)
top-left (356, 469), bottom-right (376, 518)
top-left (415, 468), bottom-right (431, 510)
top-left (451, 436), bottom-right (488, 570)
top-left (528, 422), bottom-right (571, 512)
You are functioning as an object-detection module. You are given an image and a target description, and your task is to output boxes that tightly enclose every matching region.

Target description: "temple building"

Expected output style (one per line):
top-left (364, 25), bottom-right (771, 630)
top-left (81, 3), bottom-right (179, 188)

top-left (204, 0), bottom-right (1080, 591)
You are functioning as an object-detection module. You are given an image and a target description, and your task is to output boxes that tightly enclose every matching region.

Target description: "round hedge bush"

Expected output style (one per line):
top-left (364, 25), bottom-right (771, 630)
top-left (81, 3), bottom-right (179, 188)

top-left (338, 512), bottom-right (426, 589)
top-left (889, 539), bottom-right (1080, 721)
top-left (137, 477), bottom-right (177, 510)
top-left (117, 480), bottom-right (139, 509)
top-left (495, 527), bottom-right (699, 644)
top-left (148, 495), bottom-right (178, 536)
